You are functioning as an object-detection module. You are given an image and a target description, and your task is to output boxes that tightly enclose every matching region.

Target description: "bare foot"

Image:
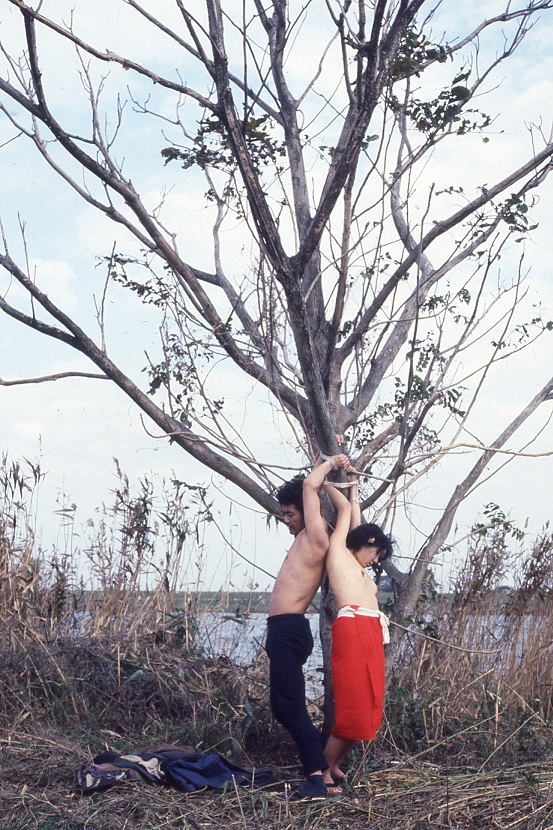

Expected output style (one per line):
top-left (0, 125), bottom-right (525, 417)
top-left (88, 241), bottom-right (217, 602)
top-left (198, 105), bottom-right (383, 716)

top-left (329, 768), bottom-right (345, 785)
top-left (323, 770), bottom-right (345, 794)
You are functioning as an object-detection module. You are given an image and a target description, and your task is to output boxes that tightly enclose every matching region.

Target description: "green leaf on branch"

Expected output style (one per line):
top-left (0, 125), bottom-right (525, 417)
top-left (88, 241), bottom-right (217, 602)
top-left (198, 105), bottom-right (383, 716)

top-left (391, 27), bottom-right (451, 80)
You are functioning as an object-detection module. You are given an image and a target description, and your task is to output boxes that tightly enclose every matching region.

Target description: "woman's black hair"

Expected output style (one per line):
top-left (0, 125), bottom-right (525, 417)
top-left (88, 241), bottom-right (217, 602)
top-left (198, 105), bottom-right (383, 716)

top-left (276, 476), bottom-right (305, 514)
top-left (345, 522), bottom-right (394, 564)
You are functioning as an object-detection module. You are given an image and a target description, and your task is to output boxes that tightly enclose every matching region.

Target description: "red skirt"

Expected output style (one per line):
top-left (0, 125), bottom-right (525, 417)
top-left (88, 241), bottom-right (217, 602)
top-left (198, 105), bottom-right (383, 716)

top-left (331, 614), bottom-right (385, 741)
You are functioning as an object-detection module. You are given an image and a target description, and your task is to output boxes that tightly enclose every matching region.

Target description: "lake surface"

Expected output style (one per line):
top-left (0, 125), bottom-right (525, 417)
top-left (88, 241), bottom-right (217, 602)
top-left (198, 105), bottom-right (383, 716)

top-left (196, 611), bottom-right (324, 695)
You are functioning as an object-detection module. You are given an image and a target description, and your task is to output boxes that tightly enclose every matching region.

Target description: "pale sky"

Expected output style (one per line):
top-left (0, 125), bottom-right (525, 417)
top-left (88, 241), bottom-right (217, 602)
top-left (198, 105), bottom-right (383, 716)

top-left (1, 1), bottom-right (552, 591)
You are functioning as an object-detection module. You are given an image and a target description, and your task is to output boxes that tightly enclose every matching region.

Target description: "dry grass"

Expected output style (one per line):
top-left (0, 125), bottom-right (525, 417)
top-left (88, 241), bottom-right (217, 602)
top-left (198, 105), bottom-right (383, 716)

top-left (2, 456), bottom-right (553, 828)
top-left (383, 524), bottom-right (553, 761)
top-left (0, 628), bottom-right (552, 830)
top-left (0, 636), bottom-right (272, 752)
top-left (2, 732), bottom-right (553, 830)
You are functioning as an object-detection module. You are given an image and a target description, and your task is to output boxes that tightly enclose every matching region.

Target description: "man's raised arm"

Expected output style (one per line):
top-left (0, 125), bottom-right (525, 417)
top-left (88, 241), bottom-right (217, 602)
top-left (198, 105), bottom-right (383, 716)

top-left (301, 454), bottom-right (349, 559)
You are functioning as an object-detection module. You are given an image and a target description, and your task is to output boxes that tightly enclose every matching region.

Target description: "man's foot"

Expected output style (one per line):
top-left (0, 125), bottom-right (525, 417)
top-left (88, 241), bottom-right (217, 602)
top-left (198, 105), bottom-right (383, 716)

top-left (287, 774), bottom-right (327, 801)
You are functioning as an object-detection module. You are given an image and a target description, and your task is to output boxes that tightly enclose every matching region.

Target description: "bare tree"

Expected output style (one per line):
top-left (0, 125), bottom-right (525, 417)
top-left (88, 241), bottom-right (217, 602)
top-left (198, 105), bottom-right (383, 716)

top-left (1, 0), bottom-right (553, 713)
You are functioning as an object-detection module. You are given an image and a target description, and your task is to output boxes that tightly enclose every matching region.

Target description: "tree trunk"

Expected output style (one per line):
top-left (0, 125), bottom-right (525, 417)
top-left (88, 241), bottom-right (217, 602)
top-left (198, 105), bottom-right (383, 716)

top-left (319, 573), bottom-right (338, 735)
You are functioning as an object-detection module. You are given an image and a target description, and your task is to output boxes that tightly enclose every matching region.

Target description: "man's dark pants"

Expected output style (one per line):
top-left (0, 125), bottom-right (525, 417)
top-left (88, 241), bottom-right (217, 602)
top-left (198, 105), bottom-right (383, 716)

top-left (265, 613), bottom-right (327, 776)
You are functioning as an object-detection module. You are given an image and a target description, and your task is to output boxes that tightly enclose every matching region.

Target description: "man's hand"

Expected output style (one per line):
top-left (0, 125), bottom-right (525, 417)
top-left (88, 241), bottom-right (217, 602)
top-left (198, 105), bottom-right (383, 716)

top-left (319, 452), bottom-right (349, 471)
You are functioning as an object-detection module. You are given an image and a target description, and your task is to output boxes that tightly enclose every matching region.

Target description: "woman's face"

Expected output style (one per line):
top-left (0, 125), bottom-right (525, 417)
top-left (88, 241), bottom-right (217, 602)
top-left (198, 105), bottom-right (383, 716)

top-left (356, 544), bottom-right (381, 569)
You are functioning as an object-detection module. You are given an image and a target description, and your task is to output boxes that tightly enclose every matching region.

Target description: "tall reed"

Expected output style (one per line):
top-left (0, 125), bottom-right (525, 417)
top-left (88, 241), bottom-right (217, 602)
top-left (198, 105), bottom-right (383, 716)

top-left (0, 454), bottom-right (221, 644)
top-left (384, 522), bottom-right (553, 765)
top-left (2, 452), bottom-right (553, 768)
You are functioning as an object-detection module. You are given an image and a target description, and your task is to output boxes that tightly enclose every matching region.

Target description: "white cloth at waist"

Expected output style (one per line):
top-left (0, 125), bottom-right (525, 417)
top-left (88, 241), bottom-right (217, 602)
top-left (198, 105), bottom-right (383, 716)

top-left (336, 604), bottom-right (390, 644)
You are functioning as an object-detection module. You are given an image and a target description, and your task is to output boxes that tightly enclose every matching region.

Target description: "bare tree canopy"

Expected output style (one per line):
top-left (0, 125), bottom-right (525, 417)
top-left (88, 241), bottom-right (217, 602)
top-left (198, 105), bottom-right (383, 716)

top-left (1, 0), bottom-right (553, 616)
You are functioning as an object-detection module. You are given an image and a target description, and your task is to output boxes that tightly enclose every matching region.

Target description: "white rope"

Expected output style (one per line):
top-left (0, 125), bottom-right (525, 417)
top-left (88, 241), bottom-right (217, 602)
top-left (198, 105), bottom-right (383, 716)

top-left (320, 453), bottom-right (338, 471)
top-left (322, 479), bottom-right (355, 489)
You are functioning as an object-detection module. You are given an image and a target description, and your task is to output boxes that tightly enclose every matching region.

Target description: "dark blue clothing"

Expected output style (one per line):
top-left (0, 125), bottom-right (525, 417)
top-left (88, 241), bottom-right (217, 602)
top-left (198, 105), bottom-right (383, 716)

top-left (265, 613), bottom-right (327, 776)
top-left (165, 753), bottom-right (275, 792)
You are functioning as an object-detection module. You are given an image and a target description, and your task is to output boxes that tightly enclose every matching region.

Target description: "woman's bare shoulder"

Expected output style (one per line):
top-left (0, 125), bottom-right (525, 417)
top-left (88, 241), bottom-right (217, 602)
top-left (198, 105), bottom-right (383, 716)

top-left (327, 542), bottom-right (357, 569)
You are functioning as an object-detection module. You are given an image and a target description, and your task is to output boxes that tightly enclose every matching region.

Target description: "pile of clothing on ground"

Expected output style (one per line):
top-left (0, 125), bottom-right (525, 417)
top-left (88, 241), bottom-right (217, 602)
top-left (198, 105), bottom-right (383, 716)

top-left (77, 743), bottom-right (276, 794)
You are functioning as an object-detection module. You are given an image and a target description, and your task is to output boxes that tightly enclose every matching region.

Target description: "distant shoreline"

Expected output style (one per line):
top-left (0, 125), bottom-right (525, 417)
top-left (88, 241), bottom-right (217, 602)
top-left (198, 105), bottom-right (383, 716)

top-left (79, 586), bottom-right (395, 614)
top-left (182, 589), bottom-right (395, 613)
top-left (195, 591), bottom-right (273, 613)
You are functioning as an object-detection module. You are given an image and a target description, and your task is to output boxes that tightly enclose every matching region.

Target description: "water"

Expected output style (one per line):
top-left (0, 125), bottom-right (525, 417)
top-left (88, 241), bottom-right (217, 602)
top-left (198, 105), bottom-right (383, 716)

top-left (196, 611), bottom-right (324, 696)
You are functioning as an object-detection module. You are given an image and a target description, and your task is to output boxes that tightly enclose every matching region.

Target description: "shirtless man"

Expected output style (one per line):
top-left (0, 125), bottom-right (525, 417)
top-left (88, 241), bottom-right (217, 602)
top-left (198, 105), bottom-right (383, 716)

top-left (322, 474), bottom-right (393, 790)
top-left (266, 453), bottom-right (349, 801)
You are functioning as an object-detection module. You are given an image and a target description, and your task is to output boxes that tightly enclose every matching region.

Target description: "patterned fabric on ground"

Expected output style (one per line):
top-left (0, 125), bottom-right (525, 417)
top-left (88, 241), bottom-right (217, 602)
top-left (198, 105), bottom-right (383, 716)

top-left (331, 612), bottom-right (385, 741)
top-left (77, 762), bottom-right (144, 793)
top-left (133, 743), bottom-right (198, 763)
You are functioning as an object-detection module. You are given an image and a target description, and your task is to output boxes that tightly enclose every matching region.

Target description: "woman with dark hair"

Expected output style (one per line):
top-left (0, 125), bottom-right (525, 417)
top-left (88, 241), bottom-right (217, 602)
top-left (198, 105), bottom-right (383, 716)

top-left (322, 472), bottom-right (393, 791)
